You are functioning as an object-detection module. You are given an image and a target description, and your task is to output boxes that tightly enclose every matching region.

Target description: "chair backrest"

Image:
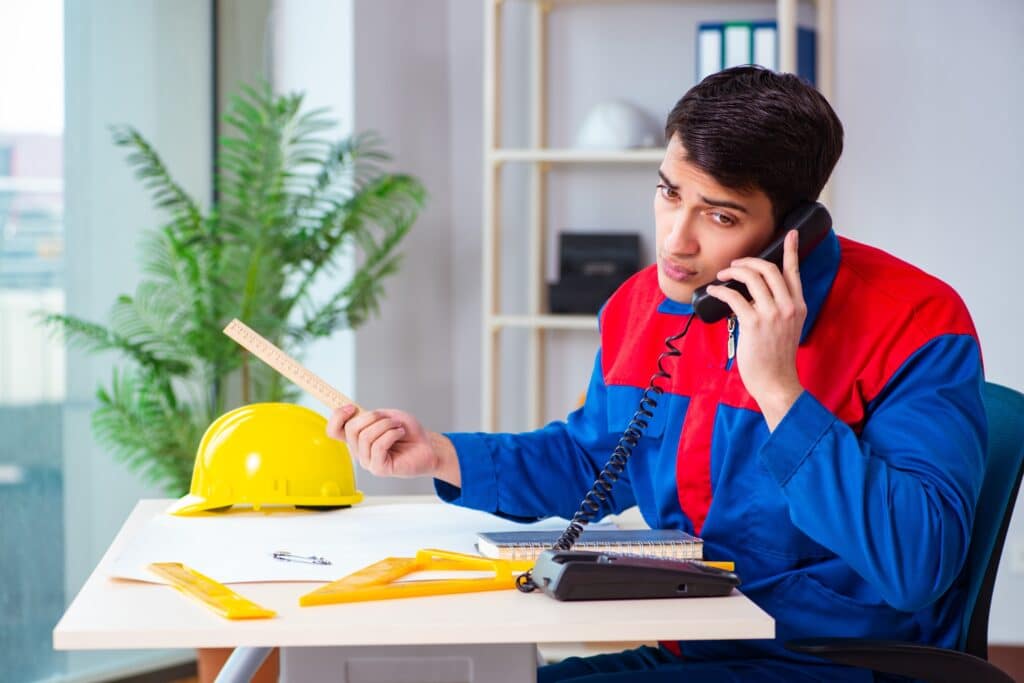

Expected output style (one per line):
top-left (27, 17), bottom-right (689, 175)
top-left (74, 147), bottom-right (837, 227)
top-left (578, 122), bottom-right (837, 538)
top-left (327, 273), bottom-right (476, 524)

top-left (960, 382), bottom-right (1024, 658)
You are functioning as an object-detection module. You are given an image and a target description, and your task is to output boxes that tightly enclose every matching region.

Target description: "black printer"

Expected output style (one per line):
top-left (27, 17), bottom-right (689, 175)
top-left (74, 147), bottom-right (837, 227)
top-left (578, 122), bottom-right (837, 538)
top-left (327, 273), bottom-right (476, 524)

top-left (548, 232), bottom-right (641, 314)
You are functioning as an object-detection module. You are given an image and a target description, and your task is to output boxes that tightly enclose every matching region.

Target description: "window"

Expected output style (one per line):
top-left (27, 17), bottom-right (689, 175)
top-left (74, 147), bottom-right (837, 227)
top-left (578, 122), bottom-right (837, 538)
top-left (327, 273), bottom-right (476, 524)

top-left (0, 2), bottom-right (68, 680)
top-left (2, 2), bottom-right (204, 680)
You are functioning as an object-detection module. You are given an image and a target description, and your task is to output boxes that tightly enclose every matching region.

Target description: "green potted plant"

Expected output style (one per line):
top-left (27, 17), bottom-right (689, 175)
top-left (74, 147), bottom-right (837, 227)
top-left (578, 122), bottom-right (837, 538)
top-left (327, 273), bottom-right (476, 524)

top-left (43, 84), bottom-right (425, 496)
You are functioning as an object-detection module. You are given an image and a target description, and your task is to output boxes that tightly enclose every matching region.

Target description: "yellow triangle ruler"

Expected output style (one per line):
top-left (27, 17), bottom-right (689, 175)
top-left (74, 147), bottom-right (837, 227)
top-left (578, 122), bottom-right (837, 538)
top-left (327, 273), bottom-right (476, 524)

top-left (300, 548), bottom-right (535, 606)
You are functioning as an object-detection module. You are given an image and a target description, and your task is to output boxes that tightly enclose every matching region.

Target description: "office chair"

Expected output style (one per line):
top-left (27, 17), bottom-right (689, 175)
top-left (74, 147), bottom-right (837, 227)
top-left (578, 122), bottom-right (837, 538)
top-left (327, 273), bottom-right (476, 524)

top-left (786, 381), bottom-right (1024, 683)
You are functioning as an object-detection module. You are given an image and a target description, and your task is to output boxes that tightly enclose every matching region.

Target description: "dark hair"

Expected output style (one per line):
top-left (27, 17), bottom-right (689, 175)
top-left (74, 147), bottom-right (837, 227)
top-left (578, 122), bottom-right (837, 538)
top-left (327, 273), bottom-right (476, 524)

top-left (665, 65), bottom-right (843, 221)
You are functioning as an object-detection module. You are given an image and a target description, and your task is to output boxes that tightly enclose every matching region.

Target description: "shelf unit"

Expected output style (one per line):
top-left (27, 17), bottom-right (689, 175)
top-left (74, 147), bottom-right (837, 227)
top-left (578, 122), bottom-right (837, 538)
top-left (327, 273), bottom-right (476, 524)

top-left (481, 0), bottom-right (834, 431)
top-left (491, 148), bottom-right (666, 163)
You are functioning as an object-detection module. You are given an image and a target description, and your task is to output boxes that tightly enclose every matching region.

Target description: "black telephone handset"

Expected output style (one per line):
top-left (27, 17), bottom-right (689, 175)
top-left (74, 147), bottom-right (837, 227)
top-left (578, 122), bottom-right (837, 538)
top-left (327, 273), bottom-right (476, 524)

top-left (517, 202), bottom-right (833, 601)
top-left (691, 201), bottom-right (832, 323)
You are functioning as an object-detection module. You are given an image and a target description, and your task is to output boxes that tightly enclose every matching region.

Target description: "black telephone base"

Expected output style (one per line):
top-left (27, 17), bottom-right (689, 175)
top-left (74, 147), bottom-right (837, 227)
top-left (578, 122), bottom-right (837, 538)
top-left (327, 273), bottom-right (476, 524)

top-left (530, 550), bottom-right (740, 601)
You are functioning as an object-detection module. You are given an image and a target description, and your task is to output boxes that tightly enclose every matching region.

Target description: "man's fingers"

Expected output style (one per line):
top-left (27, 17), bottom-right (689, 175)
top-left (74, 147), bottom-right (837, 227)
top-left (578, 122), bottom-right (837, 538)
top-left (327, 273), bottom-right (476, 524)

top-left (782, 230), bottom-right (804, 300)
top-left (326, 404), bottom-right (357, 440)
top-left (356, 417), bottom-right (401, 468)
top-left (716, 265), bottom-right (776, 314)
top-left (706, 283), bottom-right (755, 320)
top-left (326, 409), bottom-right (344, 440)
top-left (342, 409), bottom-right (386, 465)
top-left (727, 258), bottom-right (795, 317)
top-left (342, 408), bottom-right (381, 444)
top-left (368, 425), bottom-right (407, 476)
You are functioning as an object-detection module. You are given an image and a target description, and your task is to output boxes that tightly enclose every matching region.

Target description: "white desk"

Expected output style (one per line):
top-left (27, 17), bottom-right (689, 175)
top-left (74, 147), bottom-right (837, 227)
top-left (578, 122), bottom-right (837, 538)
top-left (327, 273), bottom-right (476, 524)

top-left (54, 498), bottom-right (773, 682)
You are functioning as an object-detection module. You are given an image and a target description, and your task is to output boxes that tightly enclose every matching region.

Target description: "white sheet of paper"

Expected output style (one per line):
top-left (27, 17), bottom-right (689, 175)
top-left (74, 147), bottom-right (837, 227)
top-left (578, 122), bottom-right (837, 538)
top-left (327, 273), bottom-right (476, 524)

top-left (111, 503), bottom-right (610, 585)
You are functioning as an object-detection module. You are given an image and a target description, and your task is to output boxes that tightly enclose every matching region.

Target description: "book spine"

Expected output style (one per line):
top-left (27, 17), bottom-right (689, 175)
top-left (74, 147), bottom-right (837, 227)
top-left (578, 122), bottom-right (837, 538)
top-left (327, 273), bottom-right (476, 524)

top-left (500, 541), bottom-right (702, 561)
top-left (506, 542), bottom-right (549, 561)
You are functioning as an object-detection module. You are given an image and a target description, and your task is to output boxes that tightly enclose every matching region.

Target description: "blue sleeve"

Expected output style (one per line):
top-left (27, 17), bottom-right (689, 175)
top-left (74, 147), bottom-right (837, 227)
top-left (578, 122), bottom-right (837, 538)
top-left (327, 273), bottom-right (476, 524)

top-left (434, 350), bottom-right (637, 522)
top-left (758, 334), bottom-right (986, 612)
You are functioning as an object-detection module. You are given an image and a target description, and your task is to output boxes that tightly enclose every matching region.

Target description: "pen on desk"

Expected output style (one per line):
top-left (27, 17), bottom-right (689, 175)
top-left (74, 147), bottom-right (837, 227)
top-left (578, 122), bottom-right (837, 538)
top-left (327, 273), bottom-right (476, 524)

top-left (272, 551), bottom-right (332, 565)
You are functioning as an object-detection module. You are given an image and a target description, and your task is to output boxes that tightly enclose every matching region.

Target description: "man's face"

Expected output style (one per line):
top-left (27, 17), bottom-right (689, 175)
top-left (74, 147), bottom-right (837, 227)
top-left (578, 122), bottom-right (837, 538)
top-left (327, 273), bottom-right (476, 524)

top-left (655, 134), bottom-right (777, 304)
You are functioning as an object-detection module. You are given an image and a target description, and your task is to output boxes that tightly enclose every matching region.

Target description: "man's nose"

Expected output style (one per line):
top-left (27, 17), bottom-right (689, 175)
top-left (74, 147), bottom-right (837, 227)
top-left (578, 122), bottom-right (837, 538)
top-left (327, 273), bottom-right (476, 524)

top-left (664, 211), bottom-right (698, 255)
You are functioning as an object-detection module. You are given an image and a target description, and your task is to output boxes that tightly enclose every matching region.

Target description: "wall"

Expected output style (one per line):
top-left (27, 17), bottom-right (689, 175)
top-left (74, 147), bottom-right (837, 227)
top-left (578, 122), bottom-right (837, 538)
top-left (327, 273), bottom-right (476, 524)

top-left (351, 0), bottom-right (455, 494)
top-left (830, 0), bottom-right (1024, 644)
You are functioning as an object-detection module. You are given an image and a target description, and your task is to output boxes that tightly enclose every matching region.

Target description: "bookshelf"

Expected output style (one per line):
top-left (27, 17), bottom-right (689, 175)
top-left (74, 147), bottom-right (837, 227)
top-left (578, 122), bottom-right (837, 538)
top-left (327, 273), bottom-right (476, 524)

top-left (481, 0), bottom-right (834, 431)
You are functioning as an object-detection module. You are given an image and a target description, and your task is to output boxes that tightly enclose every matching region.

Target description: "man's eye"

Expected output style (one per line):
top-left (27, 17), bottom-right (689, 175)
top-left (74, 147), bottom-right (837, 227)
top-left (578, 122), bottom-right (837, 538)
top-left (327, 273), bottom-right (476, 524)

top-left (710, 212), bottom-right (735, 226)
top-left (656, 184), bottom-right (678, 199)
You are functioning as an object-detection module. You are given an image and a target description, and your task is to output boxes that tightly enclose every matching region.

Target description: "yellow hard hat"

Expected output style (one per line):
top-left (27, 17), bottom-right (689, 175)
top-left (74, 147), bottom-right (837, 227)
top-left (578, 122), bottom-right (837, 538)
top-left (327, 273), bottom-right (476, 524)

top-left (168, 402), bottom-right (363, 515)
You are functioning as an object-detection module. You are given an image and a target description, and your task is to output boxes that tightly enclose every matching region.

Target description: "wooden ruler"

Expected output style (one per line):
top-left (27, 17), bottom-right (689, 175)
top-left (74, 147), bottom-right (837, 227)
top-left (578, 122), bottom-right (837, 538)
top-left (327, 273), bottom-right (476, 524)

top-left (223, 318), bottom-right (361, 412)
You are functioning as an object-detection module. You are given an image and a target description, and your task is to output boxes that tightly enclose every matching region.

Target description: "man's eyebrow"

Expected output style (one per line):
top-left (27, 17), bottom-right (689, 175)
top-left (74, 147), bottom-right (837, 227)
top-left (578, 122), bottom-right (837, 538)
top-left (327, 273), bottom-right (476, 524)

top-left (657, 170), bottom-right (678, 189)
top-left (659, 170), bottom-right (749, 214)
top-left (699, 194), bottom-right (749, 214)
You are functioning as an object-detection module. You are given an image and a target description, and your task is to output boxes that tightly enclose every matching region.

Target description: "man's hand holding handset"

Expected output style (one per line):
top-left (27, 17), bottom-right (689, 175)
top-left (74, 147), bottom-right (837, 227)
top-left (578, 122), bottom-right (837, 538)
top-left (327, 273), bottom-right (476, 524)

top-left (705, 229), bottom-right (807, 431)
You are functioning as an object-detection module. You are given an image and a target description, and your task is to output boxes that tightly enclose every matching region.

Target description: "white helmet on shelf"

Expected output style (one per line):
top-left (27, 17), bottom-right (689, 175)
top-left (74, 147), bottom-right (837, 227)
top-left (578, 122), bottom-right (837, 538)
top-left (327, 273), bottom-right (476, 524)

top-left (574, 100), bottom-right (661, 150)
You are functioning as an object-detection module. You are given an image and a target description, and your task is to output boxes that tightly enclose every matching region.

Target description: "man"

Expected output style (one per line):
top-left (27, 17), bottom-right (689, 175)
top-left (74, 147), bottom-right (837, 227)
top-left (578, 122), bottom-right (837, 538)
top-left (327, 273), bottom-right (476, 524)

top-left (327, 66), bottom-right (986, 681)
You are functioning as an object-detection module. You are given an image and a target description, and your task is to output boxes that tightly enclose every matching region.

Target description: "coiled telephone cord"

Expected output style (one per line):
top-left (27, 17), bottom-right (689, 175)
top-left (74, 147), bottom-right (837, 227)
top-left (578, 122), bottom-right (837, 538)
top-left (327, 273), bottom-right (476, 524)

top-left (516, 314), bottom-right (694, 592)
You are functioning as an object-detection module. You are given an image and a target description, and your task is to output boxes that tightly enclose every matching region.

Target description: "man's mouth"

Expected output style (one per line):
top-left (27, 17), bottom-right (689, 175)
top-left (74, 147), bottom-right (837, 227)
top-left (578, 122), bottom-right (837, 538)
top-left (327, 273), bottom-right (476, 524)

top-left (659, 257), bottom-right (697, 282)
